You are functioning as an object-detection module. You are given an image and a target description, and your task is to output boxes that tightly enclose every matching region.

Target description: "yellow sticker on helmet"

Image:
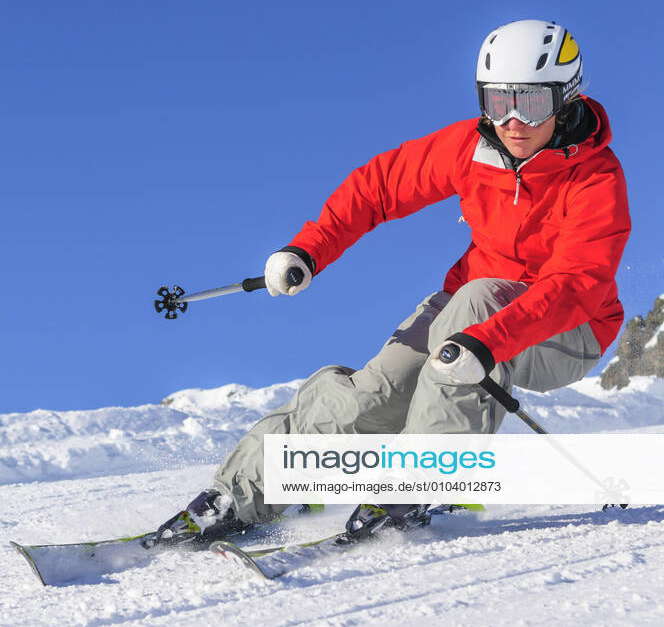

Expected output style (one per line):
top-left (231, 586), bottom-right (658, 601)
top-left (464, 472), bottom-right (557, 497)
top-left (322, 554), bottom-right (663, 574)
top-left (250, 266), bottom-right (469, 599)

top-left (557, 31), bottom-right (579, 65)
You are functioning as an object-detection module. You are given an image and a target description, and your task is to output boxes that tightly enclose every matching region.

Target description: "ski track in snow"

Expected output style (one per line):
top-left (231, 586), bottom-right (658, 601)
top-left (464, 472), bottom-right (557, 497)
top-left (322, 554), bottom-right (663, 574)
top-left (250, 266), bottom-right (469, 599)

top-left (1, 376), bottom-right (664, 625)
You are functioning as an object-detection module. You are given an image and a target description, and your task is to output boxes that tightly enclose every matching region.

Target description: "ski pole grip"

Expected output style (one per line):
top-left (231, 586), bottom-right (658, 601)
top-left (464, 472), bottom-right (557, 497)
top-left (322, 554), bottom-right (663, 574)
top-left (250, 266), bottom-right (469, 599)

top-left (479, 377), bottom-right (520, 413)
top-left (241, 267), bottom-right (305, 293)
top-left (242, 276), bottom-right (267, 292)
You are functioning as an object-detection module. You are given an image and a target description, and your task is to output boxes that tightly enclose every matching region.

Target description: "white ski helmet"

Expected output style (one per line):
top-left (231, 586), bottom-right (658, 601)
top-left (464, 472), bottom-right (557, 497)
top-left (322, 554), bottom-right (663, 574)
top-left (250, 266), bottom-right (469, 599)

top-left (477, 20), bottom-right (582, 99)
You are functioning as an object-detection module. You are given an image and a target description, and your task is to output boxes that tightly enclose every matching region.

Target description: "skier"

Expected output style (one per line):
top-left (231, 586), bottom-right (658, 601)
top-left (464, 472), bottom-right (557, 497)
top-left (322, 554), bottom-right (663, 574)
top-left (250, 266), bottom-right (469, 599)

top-left (153, 19), bottom-right (630, 547)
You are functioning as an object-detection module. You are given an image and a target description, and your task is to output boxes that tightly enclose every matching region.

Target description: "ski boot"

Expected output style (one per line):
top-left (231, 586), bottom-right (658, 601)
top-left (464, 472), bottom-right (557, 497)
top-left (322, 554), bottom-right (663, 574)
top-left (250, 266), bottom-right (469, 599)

top-left (340, 503), bottom-right (432, 544)
top-left (343, 504), bottom-right (391, 542)
top-left (145, 489), bottom-right (250, 551)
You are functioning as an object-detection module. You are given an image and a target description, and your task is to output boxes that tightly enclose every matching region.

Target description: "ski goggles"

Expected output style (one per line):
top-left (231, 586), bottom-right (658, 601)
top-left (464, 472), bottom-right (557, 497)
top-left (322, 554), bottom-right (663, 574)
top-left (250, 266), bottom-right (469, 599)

top-left (477, 83), bottom-right (563, 127)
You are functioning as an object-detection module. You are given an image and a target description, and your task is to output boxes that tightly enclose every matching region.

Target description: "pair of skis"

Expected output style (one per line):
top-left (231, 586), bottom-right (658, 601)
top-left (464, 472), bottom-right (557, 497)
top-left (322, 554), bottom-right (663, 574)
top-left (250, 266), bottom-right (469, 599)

top-left (9, 509), bottom-right (318, 586)
top-left (11, 504), bottom-right (483, 585)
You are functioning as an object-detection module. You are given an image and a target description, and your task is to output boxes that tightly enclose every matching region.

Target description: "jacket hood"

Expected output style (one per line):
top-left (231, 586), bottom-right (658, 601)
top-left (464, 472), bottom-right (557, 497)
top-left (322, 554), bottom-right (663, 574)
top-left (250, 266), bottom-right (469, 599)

top-left (576, 95), bottom-right (612, 154)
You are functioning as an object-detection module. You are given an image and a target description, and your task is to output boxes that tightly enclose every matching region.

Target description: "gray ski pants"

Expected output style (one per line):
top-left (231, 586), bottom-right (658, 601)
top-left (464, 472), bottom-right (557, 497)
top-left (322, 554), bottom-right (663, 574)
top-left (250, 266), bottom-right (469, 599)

top-left (213, 278), bottom-right (601, 522)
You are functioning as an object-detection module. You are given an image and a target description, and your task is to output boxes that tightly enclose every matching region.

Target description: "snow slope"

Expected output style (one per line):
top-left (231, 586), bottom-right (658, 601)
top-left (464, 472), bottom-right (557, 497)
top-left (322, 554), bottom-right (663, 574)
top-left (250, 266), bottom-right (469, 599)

top-left (0, 380), bottom-right (302, 485)
top-left (2, 376), bottom-right (664, 626)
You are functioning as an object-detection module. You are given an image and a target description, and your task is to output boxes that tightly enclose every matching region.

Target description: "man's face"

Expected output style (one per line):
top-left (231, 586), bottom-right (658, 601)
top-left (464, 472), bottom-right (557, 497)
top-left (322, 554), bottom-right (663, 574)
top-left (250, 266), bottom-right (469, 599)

top-left (494, 115), bottom-right (556, 160)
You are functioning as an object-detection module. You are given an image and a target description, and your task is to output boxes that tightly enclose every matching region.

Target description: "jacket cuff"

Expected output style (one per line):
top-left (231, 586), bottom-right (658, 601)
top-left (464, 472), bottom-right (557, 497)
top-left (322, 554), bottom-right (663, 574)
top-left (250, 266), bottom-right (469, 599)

top-left (279, 246), bottom-right (317, 275)
top-left (446, 332), bottom-right (496, 375)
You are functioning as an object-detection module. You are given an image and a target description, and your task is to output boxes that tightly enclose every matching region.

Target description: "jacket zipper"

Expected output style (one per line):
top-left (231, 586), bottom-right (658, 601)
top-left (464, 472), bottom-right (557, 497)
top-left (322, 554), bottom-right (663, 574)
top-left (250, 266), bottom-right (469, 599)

top-left (514, 172), bottom-right (521, 206)
top-left (512, 150), bottom-right (544, 205)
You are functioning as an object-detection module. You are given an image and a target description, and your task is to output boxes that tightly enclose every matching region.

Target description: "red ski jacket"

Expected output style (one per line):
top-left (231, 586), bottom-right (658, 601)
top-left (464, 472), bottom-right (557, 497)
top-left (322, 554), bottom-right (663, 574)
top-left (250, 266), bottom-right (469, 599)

top-left (289, 96), bottom-right (630, 363)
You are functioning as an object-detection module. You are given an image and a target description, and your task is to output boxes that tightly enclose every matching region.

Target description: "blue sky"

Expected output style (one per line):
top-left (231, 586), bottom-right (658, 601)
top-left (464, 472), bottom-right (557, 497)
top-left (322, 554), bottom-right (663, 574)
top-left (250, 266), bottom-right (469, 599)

top-left (2, 1), bottom-right (662, 413)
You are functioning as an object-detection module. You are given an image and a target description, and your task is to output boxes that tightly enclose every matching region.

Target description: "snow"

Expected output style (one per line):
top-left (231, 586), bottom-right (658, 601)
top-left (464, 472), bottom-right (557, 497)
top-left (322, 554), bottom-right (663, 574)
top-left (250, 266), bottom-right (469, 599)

top-left (0, 381), bottom-right (303, 486)
top-left (2, 375), bottom-right (664, 625)
top-left (644, 321), bottom-right (664, 349)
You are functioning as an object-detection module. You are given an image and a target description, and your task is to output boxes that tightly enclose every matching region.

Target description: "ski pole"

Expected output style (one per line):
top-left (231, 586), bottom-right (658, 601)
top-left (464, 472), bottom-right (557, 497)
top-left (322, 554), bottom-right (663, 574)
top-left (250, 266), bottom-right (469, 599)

top-left (439, 344), bottom-right (626, 506)
top-left (478, 376), bottom-right (626, 505)
top-left (154, 267), bottom-right (304, 319)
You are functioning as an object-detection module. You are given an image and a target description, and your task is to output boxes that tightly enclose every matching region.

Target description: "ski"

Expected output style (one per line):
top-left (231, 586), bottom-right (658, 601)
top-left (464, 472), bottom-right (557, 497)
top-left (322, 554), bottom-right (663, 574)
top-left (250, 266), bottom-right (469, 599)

top-left (10, 533), bottom-right (161, 587)
top-left (210, 533), bottom-right (347, 579)
top-left (211, 504), bottom-right (485, 579)
top-left (10, 527), bottom-right (246, 586)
